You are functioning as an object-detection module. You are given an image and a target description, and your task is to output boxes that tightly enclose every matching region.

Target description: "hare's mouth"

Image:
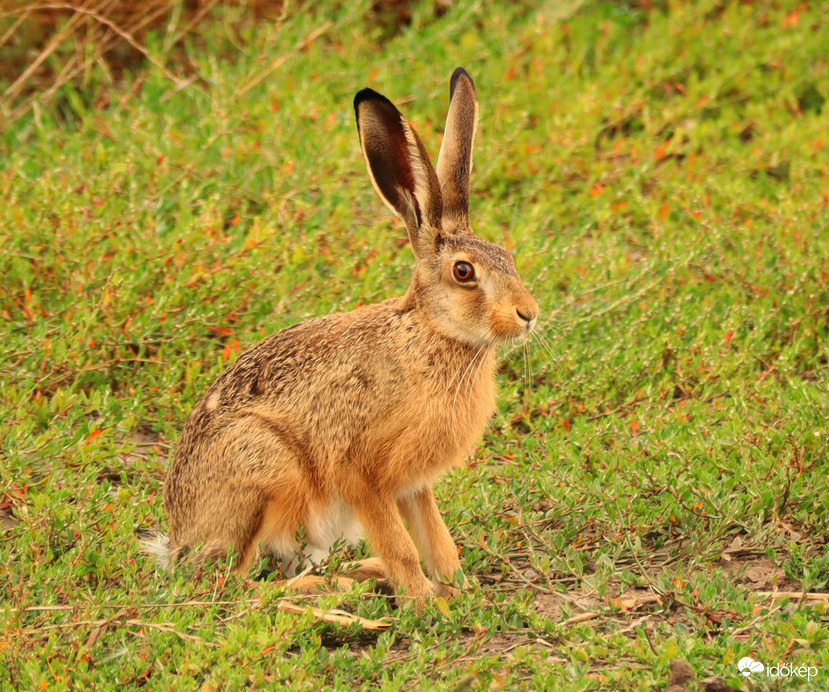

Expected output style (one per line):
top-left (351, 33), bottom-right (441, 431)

top-left (488, 311), bottom-right (537, 344)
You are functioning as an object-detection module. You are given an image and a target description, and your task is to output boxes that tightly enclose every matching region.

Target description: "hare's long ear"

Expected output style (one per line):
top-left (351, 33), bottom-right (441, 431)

top-left (436, 67), bottom-right (478, 232)
top-left (354, 88), bottom-right (443, 259)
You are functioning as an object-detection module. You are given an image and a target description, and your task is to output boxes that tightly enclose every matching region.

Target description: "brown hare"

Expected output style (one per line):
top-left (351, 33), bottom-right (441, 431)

top-left (150, 68), bottom-right (538, 604)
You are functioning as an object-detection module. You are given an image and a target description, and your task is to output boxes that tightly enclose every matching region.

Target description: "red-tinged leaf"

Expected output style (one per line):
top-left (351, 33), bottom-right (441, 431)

top-left (655, 139), bottom-right (671, 161)
top-left (631, 418), bottom-right (638, 435)
top-left (85, 428), bottom-right (103, 443)
top-left (222, 343), bottom-right (232, 360)
top-left (103, 502), bottom-right (113, 513)
top-left (659, 202), bottom-right (670, 220)
top-left (589, 183), bottom-right (603, 197)
top-left (230, 337), bottom-right (241, 354)
top-left (24, 288), bottom-right (32, 303)
top-left (724, 330), bottom-right (733, 344)
top-left (207, 326), bottom-right (234, 336)
top-left (87, 338), bottom-right (96, 347)
top-left (563, 419), bottom-right (571, 433)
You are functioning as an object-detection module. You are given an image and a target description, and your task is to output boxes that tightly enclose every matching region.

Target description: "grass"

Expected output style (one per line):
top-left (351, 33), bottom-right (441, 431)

top-left (2, 0), bottom-right (828, 689)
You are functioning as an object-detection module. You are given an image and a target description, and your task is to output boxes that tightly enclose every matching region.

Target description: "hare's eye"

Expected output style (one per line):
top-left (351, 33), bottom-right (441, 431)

top-left (453, 261), bottom-right (475, 283)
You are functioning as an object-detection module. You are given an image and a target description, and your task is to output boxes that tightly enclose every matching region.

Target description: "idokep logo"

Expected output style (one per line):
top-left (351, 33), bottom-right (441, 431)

top-left (738, 657), bottom-right (764, 677)
top-left (738, 656), bottom-right (819, 681)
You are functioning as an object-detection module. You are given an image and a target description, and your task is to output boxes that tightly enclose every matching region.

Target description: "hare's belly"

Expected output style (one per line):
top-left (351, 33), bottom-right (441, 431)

top-left (304, 500), bottom-right (364, 561)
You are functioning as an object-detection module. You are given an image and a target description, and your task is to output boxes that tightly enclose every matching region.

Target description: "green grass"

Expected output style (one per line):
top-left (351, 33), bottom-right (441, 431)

top-left (2, 0), bottom-right (828, 689)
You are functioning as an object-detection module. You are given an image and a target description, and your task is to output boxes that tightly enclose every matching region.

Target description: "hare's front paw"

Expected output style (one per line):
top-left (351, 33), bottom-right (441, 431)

top-left (434, 569), bottom-right (469, 600)
top-left (435, 583), bottom-right (462, 600)
top-left (397, 578), bottom-right (435, 611)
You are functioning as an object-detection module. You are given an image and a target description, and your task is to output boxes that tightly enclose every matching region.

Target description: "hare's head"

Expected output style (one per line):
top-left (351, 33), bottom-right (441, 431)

top-left (354, 68), bottom-right (538, 349)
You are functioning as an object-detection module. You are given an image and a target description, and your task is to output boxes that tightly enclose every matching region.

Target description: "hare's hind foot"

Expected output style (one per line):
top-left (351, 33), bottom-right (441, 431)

top-left (272, 556), bottom-right (390, 595)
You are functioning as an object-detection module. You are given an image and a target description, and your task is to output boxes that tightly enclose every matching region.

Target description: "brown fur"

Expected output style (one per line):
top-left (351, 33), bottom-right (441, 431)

top-left (155, 67), bottom-right (538, 605)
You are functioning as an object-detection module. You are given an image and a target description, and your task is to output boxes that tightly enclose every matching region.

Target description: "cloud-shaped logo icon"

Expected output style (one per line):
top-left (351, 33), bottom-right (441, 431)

top-left (738, 657), bottom-right (764, 677)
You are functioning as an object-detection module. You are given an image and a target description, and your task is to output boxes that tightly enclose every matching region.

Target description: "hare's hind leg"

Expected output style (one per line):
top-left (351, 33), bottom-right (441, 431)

top-left (398, 487), bottom-right (466, 597)
top-left (168, 489), bottom-right (267, 573)
top-left (168, 419), bottom-right (312, 574)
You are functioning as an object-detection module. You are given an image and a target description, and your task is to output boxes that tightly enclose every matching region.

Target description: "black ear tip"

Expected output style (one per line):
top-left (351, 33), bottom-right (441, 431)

top-left (354, 88), bottom-right (402, 117)
top-left (449, 67), bottom-right (475, 97)
top-left (354, 88), bottom-right (382, 111)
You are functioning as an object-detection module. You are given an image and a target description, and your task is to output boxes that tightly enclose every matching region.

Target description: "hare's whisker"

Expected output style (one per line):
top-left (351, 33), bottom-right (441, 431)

top-left (532, 326), bottom-right (560, 367)
top-left (450, 344), bottom-right (487, 424)
top-left (523, 341), bottom-right (534, 398)
top-left (443, 344), bottom-right (474, 398)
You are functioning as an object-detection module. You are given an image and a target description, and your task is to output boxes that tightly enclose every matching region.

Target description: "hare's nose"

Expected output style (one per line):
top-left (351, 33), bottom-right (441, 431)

top-left (516, 307), bottom-right (538, 324)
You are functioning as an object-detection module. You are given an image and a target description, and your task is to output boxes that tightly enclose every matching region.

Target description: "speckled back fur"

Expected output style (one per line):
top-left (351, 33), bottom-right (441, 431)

top-left (156, 68), bottom-right (539, 604)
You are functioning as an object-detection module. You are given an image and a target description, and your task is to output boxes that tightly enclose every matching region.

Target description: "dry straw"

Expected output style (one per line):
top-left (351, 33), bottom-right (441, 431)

top-left (0, 0), bottom-right (286, 128)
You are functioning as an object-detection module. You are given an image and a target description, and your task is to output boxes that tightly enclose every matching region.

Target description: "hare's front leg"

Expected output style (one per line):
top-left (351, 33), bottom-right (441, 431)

top-left (398, 487), bottom-right (467, 598)
top-left (351, 494), bottom-right (434, 604)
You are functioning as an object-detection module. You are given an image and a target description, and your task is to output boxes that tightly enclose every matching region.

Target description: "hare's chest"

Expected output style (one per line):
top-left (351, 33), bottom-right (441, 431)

top-left (417, 357), bottom-right (497, 458)
top-left (442, 374), bottom-right (497, 443)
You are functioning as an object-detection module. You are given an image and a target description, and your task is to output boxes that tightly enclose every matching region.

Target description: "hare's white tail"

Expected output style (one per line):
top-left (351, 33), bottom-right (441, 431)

top-left (141, 533), bottom-right (172, 570)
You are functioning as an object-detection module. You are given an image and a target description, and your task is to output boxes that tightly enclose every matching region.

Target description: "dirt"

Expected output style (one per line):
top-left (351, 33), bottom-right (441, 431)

top-left (715, 554), bottom-right (795, 591)
top-left (1, 506), bottom-right (19, 532)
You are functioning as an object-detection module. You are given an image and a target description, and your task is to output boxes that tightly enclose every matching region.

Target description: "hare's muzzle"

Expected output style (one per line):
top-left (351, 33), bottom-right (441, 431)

top-left (517, 306), bottom-right (538, 331)
top-left (515, 293), bottom-right (539, 334)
